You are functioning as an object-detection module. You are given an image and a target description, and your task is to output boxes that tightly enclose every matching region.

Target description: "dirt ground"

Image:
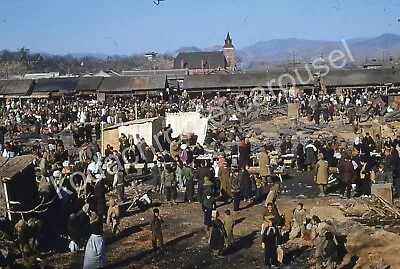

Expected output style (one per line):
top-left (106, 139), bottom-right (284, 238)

top-left (36, 116), bottom-right (400, 268)
top-left (38, 170), bottom-right (400, 269)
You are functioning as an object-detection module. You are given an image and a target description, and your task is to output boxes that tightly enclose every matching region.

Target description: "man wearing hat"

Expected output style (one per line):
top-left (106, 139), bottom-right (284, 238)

top-left (111, 164), bottom-right (126, 203)
top-left (182, 162), bottom-right (195, 203)
top-left (150, 208), bottom-right (164, 250)
top-left (94, 175), bottom-right (107, 221)
top-left (218, 158), bottom-right (231, 202)
top-left (258, 147), bottom-right (271, 184)
top-left (315, 153), bottom-right (329, 197)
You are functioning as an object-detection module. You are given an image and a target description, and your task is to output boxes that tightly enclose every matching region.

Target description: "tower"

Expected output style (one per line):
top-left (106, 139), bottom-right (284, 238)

top-left (223, 32), bottom-right (235, 70)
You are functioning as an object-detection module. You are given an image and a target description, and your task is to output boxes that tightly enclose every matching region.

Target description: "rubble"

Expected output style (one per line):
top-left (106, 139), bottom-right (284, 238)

top-left (383, 110), bottom-right (400, 122)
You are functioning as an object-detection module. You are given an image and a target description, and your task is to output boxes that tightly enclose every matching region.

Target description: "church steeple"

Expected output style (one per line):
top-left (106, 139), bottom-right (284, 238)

top-left (223, 32), bottom-right (235, 70)
top-left (224, 32), bottom-right (234, 49)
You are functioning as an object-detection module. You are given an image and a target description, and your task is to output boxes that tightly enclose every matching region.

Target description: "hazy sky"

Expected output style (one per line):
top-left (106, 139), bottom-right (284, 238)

top-left (0, 0), bottom-right (399, 55)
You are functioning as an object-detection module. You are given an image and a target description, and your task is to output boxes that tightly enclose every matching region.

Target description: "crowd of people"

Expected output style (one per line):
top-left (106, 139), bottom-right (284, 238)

top-left (0, 87), bottom-right (397, 268)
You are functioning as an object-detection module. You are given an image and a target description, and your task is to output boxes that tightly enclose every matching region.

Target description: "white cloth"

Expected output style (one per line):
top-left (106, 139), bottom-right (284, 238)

top-left (2, 150), bottom-right (15, 158)
top-left (69, 240), bottom-right (79, 252)
top-left (83, 234), bottom-right (107, 269)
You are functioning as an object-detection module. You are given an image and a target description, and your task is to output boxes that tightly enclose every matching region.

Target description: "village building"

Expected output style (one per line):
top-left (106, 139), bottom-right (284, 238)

top-left (121, 69), bottom-right (188, 91)
top-left (174, 33), bottom-right (236, 74)
top-left (0, 79), bottom-right (35, 99)
top-left (144, 52), bottom-right (158, 61)
top-left (97, 75), bottom-right (167, 101)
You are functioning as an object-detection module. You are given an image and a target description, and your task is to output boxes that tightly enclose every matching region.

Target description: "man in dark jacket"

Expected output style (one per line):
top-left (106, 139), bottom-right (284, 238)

top-left (150, 208), bottom-right (164, 250)
top-left (296, 139), bottom-right (305, 172)
top-left (262, 217), bottom-right (278, 269)
top-left (77, 204), bottom-right (91, 241)
top-left (161, 164), bottom-right (177, 205)
top-left (209, 211), bottom-right (226, 257)
top-left (338, 154), bottom-right (355, 198)
top-left (150, 162), bottom-right (161, 191)
top-left (94, 178), bottom-right (107, 221)
top-left (114, 168), bottom-right (126, 203)
top-left (68, 213), bottom-right (82, 249)
top-left (231, 169), bottom-right (241, 211)
top-left (196, 162), bottom-right (211, 203)
top-left (240, 166), bottom-right (252, 202)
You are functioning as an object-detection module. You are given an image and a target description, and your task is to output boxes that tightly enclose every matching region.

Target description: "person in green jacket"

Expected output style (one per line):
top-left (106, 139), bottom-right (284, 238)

top-left (182, 163), bottom-right (195, 203)
top-left (203, 194), bottom-right (214, 229)
top-left (222, 209), bottom-right (234, 246)
top-left (161, 164), bottom-right (177, 205)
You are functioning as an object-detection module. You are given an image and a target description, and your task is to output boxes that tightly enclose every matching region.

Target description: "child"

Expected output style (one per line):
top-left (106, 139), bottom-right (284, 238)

top-left (203, 192), bottom-right (214, 230)
top-left (289, 203), bottom-right (307, 240)
top-left (323, 232), bottom-right (338, 269)
top-left (150, 208), bottom-right (164, 250)
top-left (222, 209), bottom-right (234, 246)
top-left (106, 198), bottom-right (120, 236)
top-left (374, 165), bottom-right (387, 183)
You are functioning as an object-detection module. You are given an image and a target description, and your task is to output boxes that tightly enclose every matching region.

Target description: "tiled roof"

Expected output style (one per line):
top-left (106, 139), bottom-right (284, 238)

top-left (174, 51), bottom-right (226, 69)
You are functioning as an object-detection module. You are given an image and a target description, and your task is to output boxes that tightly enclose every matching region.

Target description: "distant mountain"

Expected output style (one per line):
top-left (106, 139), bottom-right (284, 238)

top-left (203, 45), bottom-right (223, 52)
top-left (173, 33), bottom-right (400, 68)
top-left (238, 33), bottom-right (400, 67)
top-left (348, 33), bottom-right (400, 49)
top-left (175, 46), bottom-right (202, 53)
top-left (69, 53), bottom-right (109, 60)
top-left (241, 38), bottom-right (328, 56)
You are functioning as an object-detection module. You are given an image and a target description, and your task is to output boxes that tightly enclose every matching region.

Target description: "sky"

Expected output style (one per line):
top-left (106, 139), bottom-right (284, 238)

top-left (0, 0), bottom-right (400, 55)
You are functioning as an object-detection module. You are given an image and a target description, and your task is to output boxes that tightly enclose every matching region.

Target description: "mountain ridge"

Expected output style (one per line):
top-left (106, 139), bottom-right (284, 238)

top-left (175, 33), bottom-right (400, 67)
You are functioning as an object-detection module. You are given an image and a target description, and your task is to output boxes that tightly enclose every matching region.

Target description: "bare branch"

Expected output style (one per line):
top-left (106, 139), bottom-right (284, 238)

top-left (2, 197), bottom-right (55, 215)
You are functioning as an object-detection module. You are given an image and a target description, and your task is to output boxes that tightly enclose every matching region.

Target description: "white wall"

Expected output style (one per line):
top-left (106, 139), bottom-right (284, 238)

top-left (165, 112), bottom-right (208, 145)
top-left (118, 122), bottom-right (154, 146)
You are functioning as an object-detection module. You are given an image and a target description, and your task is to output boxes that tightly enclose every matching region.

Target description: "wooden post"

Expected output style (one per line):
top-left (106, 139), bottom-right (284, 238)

top-left (3, 182), bottom-right (11, 221)
top-left (101, 122), bottom-right (105, 156)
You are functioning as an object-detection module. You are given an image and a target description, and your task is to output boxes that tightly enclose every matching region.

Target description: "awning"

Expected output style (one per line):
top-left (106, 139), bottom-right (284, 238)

top-left (0, 155), bottom-right (35, 179)
top-left (78, 91), bottom-right (97, 95)
top-left (0, 95), bottom-right (23, 99)
top-left (21, 92), bottom-right (51, 99)
top-left (105, 90), bottom-right (163, 97)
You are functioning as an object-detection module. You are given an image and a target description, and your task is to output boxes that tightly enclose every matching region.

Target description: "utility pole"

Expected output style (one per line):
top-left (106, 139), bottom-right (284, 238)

top-left (293, 51), bottom-right (296, 69)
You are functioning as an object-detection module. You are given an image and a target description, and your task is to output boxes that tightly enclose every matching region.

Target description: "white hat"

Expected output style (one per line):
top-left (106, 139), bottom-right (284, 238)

top-left (53, 170), bottom-right (61, 178)
top-left (180, 144), bottom-right (188, 150)
top-left (87, 162), bottom-right (97, 173)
